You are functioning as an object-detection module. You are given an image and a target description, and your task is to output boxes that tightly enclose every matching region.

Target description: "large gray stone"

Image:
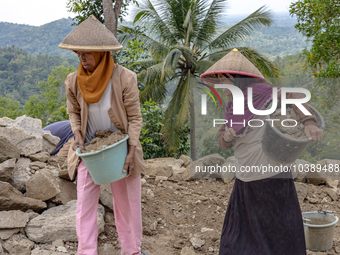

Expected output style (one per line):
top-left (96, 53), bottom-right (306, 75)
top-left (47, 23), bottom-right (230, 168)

top-left (51, 178), bottom-right (77, 205)
top-left (293, 159), bottom-right (308, 182)
top-left (0, 116), bottom-right (60, 157)
top-left (26, 200), bottom-right (105, 242)
top-left (42, 131), bottom-right (60, 154)
top-left (29, 161), bottom-right (46, 170)
top-left (8, 157), bottom-right (31, 192)
top-left (144, 157), bottom-right (185, 177)
top-left (180, 155), bottom-right (191, 168)
top-left (100, 184), bottom-right (113, 210)
top-left (26, 169), bottom-right (60, 201)
top-left (2, 233), bottom-right (34, 255)
top-left (221, 156), bottom-right (239, 181)
top-left (29, 152), bottom-right (50, 162)
top-left (294, 183), bottom-right (308, 203)
top-left (0, 181), bottom-right (46, 211)
top-left (0, 211), bottom-right (29, 229)
top-left (0, 136), bottom-right (20, 163)
top-left (0, 159), bottom-right (16, 182)
top-left (0, 229), bottom-right (20, 240)
top-left (0, 116), bottom-right (43, 156)
top-left (315, 159), bottom-right (340, 179)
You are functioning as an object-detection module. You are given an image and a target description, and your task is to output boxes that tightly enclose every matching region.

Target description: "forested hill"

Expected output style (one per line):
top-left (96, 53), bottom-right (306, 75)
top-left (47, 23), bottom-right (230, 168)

top-left (0, 18), bottom-right (74, 56)
top-left (0, 12), bottom-right (308, 57)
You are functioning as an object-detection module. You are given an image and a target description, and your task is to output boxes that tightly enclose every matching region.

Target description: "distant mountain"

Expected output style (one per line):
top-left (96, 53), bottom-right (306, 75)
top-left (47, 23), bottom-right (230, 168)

top-left (223, 11), bottom-right (298, 27)
top-left (0, 18), bottom-right (74, 56)
top-left (0, 12), bottom-right (307, 57)
top-left (221, 11), bottom-right (309, 57)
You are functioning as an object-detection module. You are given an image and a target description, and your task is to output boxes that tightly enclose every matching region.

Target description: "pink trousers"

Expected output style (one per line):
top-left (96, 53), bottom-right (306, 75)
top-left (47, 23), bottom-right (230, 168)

top-left (76, 161), bottom-right (142, 255)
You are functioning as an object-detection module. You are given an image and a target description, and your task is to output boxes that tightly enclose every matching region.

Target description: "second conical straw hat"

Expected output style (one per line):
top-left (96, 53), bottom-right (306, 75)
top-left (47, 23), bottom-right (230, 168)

top-left (58, 15), bottom-right (123, 51)
top-left (200, 48), bottom-right (265, 84)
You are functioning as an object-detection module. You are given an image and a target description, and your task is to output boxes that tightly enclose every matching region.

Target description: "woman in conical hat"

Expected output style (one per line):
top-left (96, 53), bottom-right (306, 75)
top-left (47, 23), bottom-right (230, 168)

top-left (200, 49), bottom-right (323, 255)
top-left (59, 15), bottom-right (146, 255)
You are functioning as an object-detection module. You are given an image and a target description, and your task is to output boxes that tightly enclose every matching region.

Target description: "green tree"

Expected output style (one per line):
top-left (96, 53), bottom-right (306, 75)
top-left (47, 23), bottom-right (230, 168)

top-left (290, 0), bottom-right (340, 79)
top-left (290, 0), bottom-right (340, 153)
top-left (121, 0), bottom-right (281, 159)
top-left (24, 66), bottom-right (76, 126)
top-left (67, 0), bottom-right (137, 36)
top-left (0, 97), bottom-right (24, 119)
top-left (140, 99), bottom-right (189, 159)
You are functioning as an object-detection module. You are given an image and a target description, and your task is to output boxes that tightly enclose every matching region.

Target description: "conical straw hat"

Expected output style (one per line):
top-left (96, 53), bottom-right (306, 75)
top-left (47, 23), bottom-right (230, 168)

top-left (58, 15), bottom-right (123, 51)
top-left (200, 48), bottom-right (265, 84)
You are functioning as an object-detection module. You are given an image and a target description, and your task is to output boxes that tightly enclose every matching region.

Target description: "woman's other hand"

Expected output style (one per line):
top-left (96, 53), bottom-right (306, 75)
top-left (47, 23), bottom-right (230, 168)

top-left (223, 128), bottom-right (236, 142)
top-left (304, 125), bottom-right (324, 142)
top-left (123, 145), bottom-right (136, 177)
top-left (72, 130), bottom-right (85, 152)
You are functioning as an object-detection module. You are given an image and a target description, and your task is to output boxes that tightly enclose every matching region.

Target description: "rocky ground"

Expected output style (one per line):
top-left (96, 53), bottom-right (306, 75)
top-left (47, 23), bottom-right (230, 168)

top-left (0, 116), bottom-right (340, 255)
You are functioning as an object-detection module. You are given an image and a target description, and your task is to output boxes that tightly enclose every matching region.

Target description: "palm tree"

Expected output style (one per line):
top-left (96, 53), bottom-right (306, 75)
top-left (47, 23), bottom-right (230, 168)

top-left (119, 0), bottom-right (281, 160)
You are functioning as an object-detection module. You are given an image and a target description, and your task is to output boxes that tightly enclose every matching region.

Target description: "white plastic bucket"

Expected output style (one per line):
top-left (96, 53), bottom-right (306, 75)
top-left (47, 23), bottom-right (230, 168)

top-left (302, 211), bottom-right (339, 251)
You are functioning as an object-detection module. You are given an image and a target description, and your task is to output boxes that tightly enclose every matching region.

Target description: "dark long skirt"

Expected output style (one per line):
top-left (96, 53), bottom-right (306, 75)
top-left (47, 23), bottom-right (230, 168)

top-left (219, 171), bottom-right (306, 255)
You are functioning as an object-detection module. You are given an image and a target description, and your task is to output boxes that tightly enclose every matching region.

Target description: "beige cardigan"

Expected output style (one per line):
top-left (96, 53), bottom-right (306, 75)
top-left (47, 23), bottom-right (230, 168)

top-left (65, 64), bottom-right (145, 181)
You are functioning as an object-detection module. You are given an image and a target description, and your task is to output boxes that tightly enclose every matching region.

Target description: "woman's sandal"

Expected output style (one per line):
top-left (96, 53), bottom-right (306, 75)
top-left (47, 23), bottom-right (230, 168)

top-left (140, 252), bottom-right (147, 255)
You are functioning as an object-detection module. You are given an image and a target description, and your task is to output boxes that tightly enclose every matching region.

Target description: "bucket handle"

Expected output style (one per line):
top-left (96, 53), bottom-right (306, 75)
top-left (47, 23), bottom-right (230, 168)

top-left (318, 209), bottom-right (335, 216)
top-left (302, 217), bottom-right (311, 223)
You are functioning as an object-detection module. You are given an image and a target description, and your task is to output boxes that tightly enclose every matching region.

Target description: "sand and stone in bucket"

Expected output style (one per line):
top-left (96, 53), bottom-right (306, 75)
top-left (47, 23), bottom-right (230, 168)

top-left (83, 130), bottom-right (127, 152)
top-left (270, 107), bottom-right (308, 140)
top-left (76, 130), bottom-right (129, 185)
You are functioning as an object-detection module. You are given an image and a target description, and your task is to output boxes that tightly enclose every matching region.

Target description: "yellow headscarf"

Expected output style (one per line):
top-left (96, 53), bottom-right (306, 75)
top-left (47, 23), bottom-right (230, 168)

top-left (77, 51), bottom-right (114, 104)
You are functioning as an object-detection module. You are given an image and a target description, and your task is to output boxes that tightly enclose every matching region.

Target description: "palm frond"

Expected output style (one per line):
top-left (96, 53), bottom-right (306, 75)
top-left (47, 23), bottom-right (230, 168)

top-left (117, 24), bottom-right (170, 60)
top-left (132, 0), bottom-right (179, 46)
top-left (206, 6), bottom-right (272, 51)
top-left (161, 48), bottom-right (182, 81)
top-left (173, 45), bottom-right (197, 68)
top-left (194, 0), bottom-right (228, 48)
top-left (161, 73), bottom-right (191, 152)
top-left (138, 63), bottom-right (168, 103)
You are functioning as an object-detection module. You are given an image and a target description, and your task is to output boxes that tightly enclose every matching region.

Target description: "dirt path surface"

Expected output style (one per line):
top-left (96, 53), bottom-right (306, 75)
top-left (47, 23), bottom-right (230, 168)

top-left (77, 178), bottom-right (340, 255)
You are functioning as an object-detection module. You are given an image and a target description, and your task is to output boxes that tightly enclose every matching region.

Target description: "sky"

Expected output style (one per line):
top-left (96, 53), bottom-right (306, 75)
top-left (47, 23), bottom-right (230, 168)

top-left (0, 0), bottom-right (295, 27)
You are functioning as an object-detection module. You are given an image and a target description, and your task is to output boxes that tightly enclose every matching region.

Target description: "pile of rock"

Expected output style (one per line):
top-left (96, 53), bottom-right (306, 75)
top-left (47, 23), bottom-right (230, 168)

top-left (0, 116), bottom-right (105, 255)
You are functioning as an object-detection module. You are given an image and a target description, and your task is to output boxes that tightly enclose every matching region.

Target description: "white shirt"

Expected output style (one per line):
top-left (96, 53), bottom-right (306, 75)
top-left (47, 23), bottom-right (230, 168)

top-left (85, 79), bottom-right (118, 142)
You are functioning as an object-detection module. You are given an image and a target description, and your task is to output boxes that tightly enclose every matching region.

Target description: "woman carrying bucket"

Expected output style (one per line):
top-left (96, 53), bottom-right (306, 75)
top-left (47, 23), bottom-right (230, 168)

top-left (58, 15), bottom-right (145, 255)
top-left (200, 48), bottom-right (324, 255)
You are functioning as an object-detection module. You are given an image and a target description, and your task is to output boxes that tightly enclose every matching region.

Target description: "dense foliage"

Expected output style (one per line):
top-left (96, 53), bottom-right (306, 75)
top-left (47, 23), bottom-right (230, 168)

top-left (140, 100), bottom-right (189, 159)
top-left (0, 65), bottom-right (76, 127)
top-left (24, 66), bottom-right (76, 126)
top-left (289, 0), bottom-right (340, 149)
top-left (66, 0), bottom-right (138, 25)
top-left (237, 25), bottom-right (310, 57)
top-left (290, 0), bottom-right (340, 78)
top-left (0, 46), bottom-right (78, 104)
